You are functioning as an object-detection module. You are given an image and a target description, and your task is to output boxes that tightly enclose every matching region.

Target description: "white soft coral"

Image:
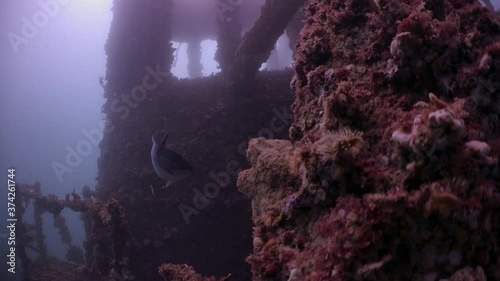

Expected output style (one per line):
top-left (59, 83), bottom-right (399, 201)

top-left (391, 93), bottom-right (466, 154)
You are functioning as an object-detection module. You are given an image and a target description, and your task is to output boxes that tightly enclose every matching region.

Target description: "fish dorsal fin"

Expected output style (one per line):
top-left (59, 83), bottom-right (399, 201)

top-left (161, 129), bottom-right (171, 146)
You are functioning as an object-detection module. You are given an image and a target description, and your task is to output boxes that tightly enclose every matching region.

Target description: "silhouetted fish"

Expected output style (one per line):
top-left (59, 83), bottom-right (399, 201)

top-left (151, 130), bottom-right (192, 188)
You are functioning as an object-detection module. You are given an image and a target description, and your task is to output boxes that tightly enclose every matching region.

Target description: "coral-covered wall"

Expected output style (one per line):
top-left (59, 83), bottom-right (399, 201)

top-left (238, 0), bottom-right (500, 280)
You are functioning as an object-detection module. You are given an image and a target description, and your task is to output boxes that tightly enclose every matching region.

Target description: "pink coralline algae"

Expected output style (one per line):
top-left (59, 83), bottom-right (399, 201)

top-left (158, 264), bottom-right (232, 281)
top-left (238, 0), bottom-right (500, 280)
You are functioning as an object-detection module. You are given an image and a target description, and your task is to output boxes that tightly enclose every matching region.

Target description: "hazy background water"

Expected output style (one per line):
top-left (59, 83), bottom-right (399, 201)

top-left (0, 0), bottom-right (114, 269)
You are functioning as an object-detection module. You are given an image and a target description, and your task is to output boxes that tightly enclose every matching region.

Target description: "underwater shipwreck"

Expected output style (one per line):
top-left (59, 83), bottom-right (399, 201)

top-left (13, 0), bottom-right (500, 280)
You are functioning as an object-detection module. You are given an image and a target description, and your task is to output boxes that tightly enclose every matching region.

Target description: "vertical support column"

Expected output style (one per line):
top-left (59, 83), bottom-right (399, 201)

top-left (147, 0), bottom-right (175, 73)
top-left (214, 0), bottom-right (242, 74)
top-left (187, 40), bottom-right (203, 78)
top-left (99, 0), bottom-right (175, 199)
